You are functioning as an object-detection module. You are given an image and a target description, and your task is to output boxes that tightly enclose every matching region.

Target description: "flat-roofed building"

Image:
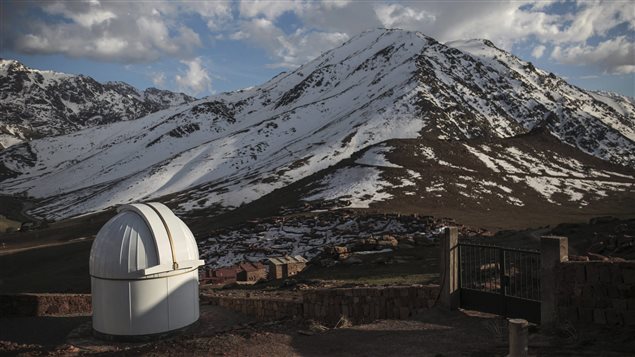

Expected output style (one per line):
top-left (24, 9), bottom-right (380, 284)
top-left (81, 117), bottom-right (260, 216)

top-left (237, 262), bottom-right (267, 283)
top-left (267, 255), bottom-right (308, 279)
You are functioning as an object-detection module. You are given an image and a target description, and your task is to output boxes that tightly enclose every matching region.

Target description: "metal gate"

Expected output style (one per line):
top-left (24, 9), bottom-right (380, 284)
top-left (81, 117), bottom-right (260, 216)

top-left (458, 243), bottom-right (541, 323)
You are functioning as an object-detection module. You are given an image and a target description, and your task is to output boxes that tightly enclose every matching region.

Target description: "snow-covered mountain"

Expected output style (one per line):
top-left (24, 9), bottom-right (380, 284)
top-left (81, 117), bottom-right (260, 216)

top-left (1, 29), bottom-right (634, 222)
top-left (0, 59), bottom-right (195, 148)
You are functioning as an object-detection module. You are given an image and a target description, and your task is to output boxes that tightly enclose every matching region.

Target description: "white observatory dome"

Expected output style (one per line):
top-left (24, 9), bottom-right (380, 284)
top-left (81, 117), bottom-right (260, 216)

top-left (90, 202), bottom-right (204, 338)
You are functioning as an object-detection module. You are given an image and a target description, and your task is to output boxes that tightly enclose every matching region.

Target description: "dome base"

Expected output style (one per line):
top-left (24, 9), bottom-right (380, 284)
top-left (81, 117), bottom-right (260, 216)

top-left (92, 319), bottom-right (199, 342)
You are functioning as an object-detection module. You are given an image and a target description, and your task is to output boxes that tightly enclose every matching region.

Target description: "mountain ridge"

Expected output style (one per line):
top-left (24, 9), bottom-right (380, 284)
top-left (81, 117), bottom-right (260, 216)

top-left (0, 28), bottom-right (633, 222)
top-left (0, 58), bottom-right (196, 148)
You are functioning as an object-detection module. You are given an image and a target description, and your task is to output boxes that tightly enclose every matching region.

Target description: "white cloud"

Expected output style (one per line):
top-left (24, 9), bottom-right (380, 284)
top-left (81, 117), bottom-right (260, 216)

top-left (549, 1), bottom-right (635, 44)
top-left (239, 0), bottom-right (306, 19)
top-left (182, 1), bottom-right (233, 30)
top-left (176, 57), bottom-right (212, 95)
top-left (5, 0), bottom-right (634, 83)
top-left (152, 72), bottom-right (166, 87)
top-left (531, 45), bottom-right (546, 58)
top-left (233, 18), bottom-right (348, 68)
top-left (374, 4), bottom-right (435, 29)
top-left (551, 36), bottom-right (635, 74)
top-left (232, 0), bottom-right (635, 74)
top-left (44, 1), bottom-right (116, 28)
top-left (613, 65), bottom-right (635, 75)
top-left (8, 1), bottom-right (213, 63)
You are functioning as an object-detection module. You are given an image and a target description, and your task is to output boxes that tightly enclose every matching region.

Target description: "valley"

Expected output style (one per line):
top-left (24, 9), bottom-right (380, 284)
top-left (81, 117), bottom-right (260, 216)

top-left (0, 28), bottom-right (633, 292)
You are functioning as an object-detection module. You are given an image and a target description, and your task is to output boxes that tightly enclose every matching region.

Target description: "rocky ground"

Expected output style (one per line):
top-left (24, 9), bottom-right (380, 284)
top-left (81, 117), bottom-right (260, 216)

top-left (2, 304), bottom-right (634, 356)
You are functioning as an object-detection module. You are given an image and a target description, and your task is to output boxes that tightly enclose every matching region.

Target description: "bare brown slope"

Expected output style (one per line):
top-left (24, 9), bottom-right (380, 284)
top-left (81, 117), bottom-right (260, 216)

top-left (186, 129), bottom-right (635, 233)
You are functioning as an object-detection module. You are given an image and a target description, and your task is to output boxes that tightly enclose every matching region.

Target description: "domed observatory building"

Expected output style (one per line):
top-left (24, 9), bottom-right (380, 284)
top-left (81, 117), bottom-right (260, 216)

top-left (89, 202), bottom-right (204, 339)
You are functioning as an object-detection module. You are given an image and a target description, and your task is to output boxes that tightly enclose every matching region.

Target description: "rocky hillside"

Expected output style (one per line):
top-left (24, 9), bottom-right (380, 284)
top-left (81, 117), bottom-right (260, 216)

top-left (0, 59), bottom-right (195, 148)
top-left (0, 29), bottom-right (633, 223)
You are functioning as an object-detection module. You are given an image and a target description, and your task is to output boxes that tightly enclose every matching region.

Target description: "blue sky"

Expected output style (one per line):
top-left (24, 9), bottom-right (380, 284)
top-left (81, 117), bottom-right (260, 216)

top-left (1, 1), bottom-right (633, 97)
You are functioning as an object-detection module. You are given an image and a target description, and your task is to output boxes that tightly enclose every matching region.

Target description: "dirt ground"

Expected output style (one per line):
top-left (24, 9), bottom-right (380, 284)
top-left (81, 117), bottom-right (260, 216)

top-left (2, 305), bottom-right (634, 356)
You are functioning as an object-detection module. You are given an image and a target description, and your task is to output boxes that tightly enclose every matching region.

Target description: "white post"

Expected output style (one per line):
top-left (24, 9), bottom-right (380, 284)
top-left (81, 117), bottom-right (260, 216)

top-left (540, 236), bottom-right (568, 325)
top-left (508, 318), bottom-right (528, 357)
top-left (439, 227), bottom-right (459, 309)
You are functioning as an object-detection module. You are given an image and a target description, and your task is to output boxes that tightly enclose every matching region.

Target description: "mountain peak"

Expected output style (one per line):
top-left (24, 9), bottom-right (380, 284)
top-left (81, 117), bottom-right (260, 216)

top-left (1, 29), bottom-right (634, 222)
top-left (0, 60), bottom-right (197, 148)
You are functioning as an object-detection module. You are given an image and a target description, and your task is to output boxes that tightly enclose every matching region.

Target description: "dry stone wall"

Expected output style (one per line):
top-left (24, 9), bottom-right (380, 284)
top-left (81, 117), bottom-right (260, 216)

top-left (202, 285), bottom-right (440, 325)
top-left (3, 285), bottom-right (440, 325)
top-left (555, 261), bottom-right (635, 325)
top-left (302, 285), bottom-right (439, 324)
top-left (0, 293), bottom-right (91, 317)
top-left (202, 295), bottom-right (303, 321)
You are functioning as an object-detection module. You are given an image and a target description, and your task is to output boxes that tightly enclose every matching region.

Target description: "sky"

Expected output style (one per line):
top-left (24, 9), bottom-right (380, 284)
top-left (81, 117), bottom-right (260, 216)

top-left (1, 0), bottom-right (633, 98)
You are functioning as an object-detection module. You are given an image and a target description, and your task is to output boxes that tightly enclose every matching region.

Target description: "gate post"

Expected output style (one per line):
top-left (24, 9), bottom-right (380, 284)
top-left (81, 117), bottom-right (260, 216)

top-left (439, 227), bottom-right (459, 309)
top-left (540, 236), bottom-right (568, 325)
top-left (508, 318), bottom-right (529, 357)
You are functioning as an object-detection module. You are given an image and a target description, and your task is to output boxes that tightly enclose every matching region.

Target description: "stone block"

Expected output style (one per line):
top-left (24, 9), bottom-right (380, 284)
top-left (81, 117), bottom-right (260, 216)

top-left (581, 285), bottom-right (594, 299)
top-left (386, 307), bottom-right (393, 319)
top-left (593, 309), bottom-right (607, 324)
top-left (575, 264), bottom-right (586, 283)
top-left (378, 303), bottom-right (386, 318)
top-left (581, 297), bottom-right (596, 308)
top-left (557, 295), bottom-right (571, 306)
top-left (605, 309), bottom-right (622, 325)
top-left (599, 265), bottom-right (612, 283)
top-left (559, 307), bottom-right (578, 322)
top-left (570, 295), bottom-right (583, 306)
top-left (586, 265), bottom-right (599, 283)
top-left (578, 308), bottom-right (593, 323)
top-left (409, 287), bottom-right (418, 298)
top-left (595, 298), bottom-right (611, 309)
top-left (623, 268), bottom-right (635, 285)
top-left (573, 287), bottom-right (583, 297)
top-left (623, 312), bottom-right (635, 326)
top-left (611, 299), bottom-right (628, 311)
top-left (595, 284), bottom-right (609, 297)
top-left (607, 285), bottom-right (621, 299)
top-left (610, 265), bottom-right (623, 284)
top-left (399, 307), bottom-right (410, 319)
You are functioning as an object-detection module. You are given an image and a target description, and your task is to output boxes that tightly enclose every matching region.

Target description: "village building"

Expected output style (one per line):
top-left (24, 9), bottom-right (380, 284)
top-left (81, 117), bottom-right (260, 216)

top-left (267, 255), bottom-right (308, 280)
top-left (200, 265), bottom-right (241, 285)
top-left (236, 262), bottom-right (267, 283)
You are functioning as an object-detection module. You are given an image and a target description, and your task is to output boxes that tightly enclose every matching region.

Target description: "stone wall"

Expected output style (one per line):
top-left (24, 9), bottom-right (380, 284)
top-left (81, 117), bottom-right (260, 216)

top-left (203, 285), bottom-right (439, 325)
top-left (302, 285), bottom-right (439, 324)
top-left (0, 293), bottom-right (92, 317)
top-left (555, 261), bottom-right (635, 325)
top-left (2, 285), bottom-right (440, 324)
top-left (202, 295), bottom-right (303, 321)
